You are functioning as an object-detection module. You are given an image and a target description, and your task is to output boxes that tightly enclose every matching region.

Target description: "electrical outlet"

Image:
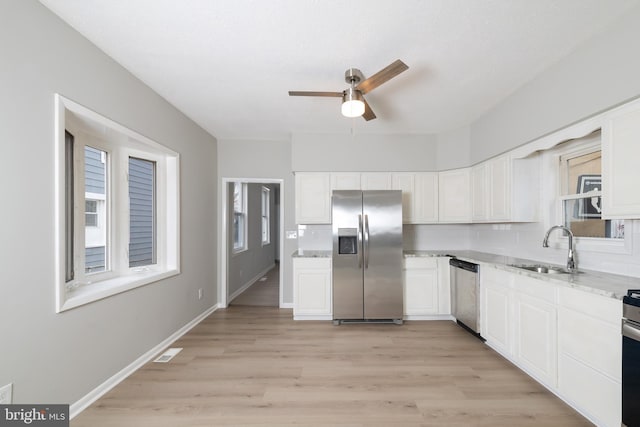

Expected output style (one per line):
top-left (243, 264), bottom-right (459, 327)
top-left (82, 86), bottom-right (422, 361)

top-left (0, 383), bottom-right (13, 404)
top-left (198, 288), bottom-right (203, 300)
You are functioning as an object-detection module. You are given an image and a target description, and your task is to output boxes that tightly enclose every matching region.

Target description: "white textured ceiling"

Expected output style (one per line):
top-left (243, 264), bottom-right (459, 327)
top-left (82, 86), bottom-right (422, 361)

top-left (40, 0), bottom-right (639, 140)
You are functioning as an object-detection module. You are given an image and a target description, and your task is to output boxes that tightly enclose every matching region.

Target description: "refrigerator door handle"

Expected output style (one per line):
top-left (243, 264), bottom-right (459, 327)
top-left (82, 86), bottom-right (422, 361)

top-left (364, 214), bottom-right (370, 269)
top-left (357, 214), bottom-right (363, 269)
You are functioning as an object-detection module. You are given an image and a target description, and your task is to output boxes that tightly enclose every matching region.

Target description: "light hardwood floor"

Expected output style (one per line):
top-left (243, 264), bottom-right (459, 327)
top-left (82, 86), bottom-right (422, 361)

top-left (230, 263), bottom-right (279, 307)
top-left (72, 306), bottom-right (593, 426)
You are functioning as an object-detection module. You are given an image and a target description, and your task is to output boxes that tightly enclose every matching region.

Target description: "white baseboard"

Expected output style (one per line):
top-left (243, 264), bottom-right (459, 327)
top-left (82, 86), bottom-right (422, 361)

top-left (280, 302), bottom-right (294, 309)
top-left (293, 314), bottom-right (333, 321)
top-left (404, 314), bottom-right (456, 321)
top-left (228, 263), bottom-right (275, 302)
top-left (70, 304), bottom-right (218, 419)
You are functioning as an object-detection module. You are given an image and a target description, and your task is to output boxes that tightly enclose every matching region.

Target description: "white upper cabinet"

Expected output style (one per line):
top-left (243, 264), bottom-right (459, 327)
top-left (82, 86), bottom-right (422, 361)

top-left (602, 100), bottom-right (640, 219)
top-left (392, 173), bottom-right (416, 223)
top-left (471, 162), bottom-right (488, 221)
top-left (438, 168), bottom-right (471, 223)
top-left (361, 172), bottom-right (392, 190)
top-left (295, 172), bottom-right (332, 224)
top-left (331, 173), bottom-right (361, 190)
top-left (471, 154), bottom-right (539, 223)
top-left (489, 154), bottom-right (511, 220)
top-left (414, 172), bottom-right (439, 223)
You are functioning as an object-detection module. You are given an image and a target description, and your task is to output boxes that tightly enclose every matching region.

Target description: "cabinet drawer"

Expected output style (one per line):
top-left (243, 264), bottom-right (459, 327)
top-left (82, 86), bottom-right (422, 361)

top-left (404, 257), bottom-right (438, 269)
top-left (558, 306), bottom-right (621, 380)
top-left (513, 275), bottom-right (557, 304)
top-left (293, 258), bottom-right (331, 270)
top-left (480, 265), bottom-right (512, 287)
top-left (558, 287), bottom-right (621, 325)
top-left (558, 352), bottom-right (621, 427)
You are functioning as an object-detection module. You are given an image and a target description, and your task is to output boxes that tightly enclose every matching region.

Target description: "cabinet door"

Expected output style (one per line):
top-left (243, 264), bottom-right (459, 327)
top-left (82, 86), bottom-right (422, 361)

top-left (480, 267), bottom-right (512, 357)
top-left (403, 264), bottom-right (438, 315)
top-left (438, 168), bottom-right (471, 222)
top-left (489, 154), bottom-right (511, 220)
top-left (293, 259), bottom-right (332, 317)
top-left (482, 284), bottom-right (511, 354)
top-left (392, 173), bottom-right (415, 223)
top-left (557, 287), bottom-right (621, 427)
top-left (331, 173), bottom-right (361, 190)
top-left (295, 173), bottom-right (331, 224)
top-left (436, 257), bottom-right (451, 315)
top-left (361, 173), bottom-right (392, 190)
top-left (514, 292), bottom-right (557, 387)
top-left (602, 101), bottom-right (640, 218)
top-left (414, 172), bottom-right (438, 223)
top-left (471, 162), bottom-right (488, 222)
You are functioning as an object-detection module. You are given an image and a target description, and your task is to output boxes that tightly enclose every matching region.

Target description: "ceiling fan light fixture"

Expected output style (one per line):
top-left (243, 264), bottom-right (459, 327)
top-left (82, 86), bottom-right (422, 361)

top-left (341, 88), bottom-right (365, 118)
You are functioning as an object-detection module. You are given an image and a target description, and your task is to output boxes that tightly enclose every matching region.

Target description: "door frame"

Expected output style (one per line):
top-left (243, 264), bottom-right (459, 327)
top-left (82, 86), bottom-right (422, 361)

top-left (220, 177), bottom-right (284, 308)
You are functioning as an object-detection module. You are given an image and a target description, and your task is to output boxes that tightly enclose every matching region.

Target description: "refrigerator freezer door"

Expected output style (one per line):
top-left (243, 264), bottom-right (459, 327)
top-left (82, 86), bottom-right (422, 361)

top-left (363, 190), bottom-right (403, 320)
top-left (333, 191), bottom-right (365, 319)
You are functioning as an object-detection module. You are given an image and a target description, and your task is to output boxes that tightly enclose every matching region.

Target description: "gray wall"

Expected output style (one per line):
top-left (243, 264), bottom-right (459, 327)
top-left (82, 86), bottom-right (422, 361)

top-left (469, 3), bottom-right (640, 163)
top-left (292, 133), bottom-right (438, 171)
top-left (0, 0), bottom-right (217, 405)
top-left (217, 139), bottom-right (294, 304)
top-left (227, 183), bottom-right (278, 299)
top-left (463, 3), bottom-right (640, 276)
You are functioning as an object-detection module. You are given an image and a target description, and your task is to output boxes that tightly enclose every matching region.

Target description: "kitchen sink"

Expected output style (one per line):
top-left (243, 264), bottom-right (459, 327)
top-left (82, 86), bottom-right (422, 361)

top-left (509, 264), bottom-right (580, 274)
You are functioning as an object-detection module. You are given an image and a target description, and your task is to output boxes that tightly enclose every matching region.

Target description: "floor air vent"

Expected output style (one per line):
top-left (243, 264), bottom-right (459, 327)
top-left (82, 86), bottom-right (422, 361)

top-left (153, 347), bottom-right (183, 363)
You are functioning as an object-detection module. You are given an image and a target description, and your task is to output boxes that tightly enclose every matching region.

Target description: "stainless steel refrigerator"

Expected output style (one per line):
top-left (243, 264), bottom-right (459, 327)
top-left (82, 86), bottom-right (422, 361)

top-left (332, 190), bottom-right (403, 324)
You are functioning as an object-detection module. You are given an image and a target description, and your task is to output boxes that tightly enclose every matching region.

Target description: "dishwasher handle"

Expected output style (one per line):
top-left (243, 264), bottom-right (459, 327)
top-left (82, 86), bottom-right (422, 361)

top-left (449, 258), bottom-right (479, 273)
top-left (623, 318), bottom-right (640, 342)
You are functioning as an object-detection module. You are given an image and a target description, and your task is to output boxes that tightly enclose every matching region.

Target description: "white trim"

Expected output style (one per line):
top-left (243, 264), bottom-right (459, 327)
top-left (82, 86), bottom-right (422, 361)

top-left (404, 314), bottom-right (455, 321)
top-left (543, 131), bottom-right (632, 255)
top-left (61, 270), bottom-right (179, 312)
top-left (220, 178), bottom-right (285, 308)
top-left (54, 94), bottom-right (181, 312)
top-left (70, 305), bottom-right (218, 419)
top-left (227, 263), bottom-right (275, 303)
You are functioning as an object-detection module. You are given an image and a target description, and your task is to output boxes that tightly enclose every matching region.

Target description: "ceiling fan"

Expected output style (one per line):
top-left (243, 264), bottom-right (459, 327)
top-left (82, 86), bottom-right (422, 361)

top-left (288, 59), bottom-right (409, 121)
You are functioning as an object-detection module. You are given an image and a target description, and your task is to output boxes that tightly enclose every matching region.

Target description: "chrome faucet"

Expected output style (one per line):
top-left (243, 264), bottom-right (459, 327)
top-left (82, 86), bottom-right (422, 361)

top-left (543, 225), bottom-right (577, 272)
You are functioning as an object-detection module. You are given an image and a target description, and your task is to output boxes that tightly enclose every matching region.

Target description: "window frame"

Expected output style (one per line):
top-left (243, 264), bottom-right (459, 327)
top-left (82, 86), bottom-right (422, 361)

top-left (261, 186), bottom-right (271, 246)
top-left (232, 182), bottom-right (248, 253)
top-left (85, 199), bottom-right (99, 227)
top-left (54, 94), bottom-right (180, 312)
top-left (549, 133), bottom-right (632, 254)
top-left (128, 155), bottom-right (158, 268)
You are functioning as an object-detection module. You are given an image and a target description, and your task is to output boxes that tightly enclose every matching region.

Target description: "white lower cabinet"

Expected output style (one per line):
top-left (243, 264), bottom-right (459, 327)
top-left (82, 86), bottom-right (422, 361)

top-left (402, 257), bottom-right (451, 319)
top-left (293, 258), bottom-right (332, 320)
top-left (294, 256), bottom-right (451, 321)
top-left (480, 265), bottom-right (622, 427)
top-left (480, 267), bottom-right (513, 356)
top-left (513, 277), bottom-right (557, 388)
top-left (557, 287), bottom-right (622, 427)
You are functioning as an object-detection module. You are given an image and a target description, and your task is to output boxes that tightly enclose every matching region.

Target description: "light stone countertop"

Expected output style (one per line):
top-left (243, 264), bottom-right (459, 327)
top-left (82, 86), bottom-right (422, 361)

top-left (294, 249), bottom-right (639, 300)
top-left (405, 250), bottom-right (639, 300)
top-left (292, 250), bottom-right (331, 258)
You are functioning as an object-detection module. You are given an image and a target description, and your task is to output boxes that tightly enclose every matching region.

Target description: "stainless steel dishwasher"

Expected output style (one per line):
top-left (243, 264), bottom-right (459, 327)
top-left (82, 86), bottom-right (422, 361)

top-left (449, 258), bottom-right (483, 339)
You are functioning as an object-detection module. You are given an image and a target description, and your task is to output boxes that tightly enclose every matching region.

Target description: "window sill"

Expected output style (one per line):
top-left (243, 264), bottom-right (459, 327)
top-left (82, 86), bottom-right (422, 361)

top-left (58, 268), bottom-right (179, 312)
top-left (553, 234), bottom-right (632, 255)
top-left (232, 248), bottom-right (248, 257)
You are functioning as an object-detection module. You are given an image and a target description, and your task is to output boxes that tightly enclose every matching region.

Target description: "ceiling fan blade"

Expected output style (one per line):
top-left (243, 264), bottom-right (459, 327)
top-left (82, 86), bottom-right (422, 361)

top-left (288, 91), bottom-right (343, 97)
top-left (362, 97), bottom-right (376, 121)
top-left (356, 59), bottom-right (409, 94)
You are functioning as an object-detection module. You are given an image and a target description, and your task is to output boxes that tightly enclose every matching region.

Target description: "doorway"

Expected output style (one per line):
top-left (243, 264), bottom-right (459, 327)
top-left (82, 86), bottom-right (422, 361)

top-left (220, 178), bottom-right (284, 308)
